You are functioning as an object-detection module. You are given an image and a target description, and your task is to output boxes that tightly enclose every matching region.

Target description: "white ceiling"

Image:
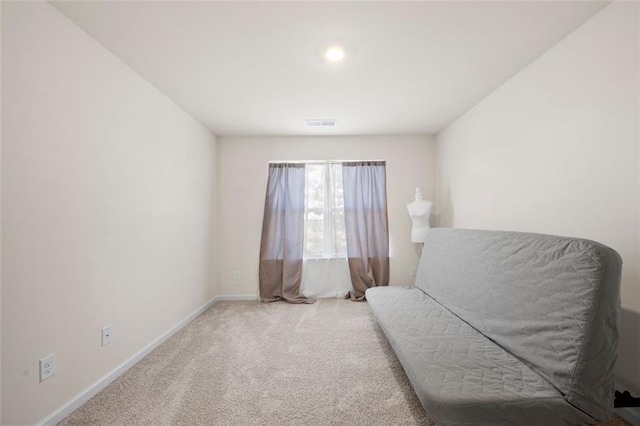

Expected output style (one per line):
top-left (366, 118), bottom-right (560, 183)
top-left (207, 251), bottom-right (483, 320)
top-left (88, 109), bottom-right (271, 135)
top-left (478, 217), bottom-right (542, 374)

top-left (52, 1), bottom-right (609, 136)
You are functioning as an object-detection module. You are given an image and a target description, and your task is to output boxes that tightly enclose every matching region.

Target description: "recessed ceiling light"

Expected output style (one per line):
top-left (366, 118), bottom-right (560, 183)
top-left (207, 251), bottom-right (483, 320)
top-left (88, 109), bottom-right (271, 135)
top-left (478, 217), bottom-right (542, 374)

top-left (324, 44), bottom-right (346, 63)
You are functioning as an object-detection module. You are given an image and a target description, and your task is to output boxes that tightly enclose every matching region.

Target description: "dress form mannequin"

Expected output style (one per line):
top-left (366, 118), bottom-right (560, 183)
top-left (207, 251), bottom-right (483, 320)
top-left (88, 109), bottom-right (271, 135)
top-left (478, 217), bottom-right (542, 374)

top-left (407, 188), bottom-right (433, 243)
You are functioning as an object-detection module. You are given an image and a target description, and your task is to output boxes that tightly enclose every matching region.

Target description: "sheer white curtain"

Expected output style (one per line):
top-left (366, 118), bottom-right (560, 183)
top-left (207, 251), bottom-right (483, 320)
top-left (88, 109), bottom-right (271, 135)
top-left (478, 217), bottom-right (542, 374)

top-left (300, 163), bottom-right (353, 298)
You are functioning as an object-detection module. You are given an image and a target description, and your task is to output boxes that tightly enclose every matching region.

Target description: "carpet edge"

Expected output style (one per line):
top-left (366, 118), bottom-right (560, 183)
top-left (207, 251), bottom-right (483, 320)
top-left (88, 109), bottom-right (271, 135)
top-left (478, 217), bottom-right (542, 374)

top-left (37, 296), bottom-right (218, 426)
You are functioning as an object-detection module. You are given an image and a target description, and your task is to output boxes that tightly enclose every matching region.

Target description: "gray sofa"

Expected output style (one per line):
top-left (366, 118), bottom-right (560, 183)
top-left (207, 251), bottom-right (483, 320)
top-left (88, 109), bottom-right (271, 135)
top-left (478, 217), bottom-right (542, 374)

top-left (366, 228), bottom-right (621, 426)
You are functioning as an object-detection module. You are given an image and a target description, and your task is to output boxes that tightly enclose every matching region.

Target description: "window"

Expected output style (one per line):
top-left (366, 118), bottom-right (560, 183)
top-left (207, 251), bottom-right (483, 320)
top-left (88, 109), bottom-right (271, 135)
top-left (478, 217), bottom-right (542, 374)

top-left (304, 163), bottom-right (347, 259)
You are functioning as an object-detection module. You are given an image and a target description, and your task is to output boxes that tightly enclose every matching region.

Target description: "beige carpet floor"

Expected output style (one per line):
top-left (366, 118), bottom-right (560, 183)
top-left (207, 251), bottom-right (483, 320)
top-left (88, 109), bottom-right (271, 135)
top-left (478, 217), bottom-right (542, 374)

top-left (60, 300), bottom-right (629, 426)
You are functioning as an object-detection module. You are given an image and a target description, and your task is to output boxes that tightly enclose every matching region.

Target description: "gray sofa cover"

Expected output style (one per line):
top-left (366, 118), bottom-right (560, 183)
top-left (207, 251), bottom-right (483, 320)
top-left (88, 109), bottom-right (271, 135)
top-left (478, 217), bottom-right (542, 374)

top-left (366, 228), bottom-right (621, 426)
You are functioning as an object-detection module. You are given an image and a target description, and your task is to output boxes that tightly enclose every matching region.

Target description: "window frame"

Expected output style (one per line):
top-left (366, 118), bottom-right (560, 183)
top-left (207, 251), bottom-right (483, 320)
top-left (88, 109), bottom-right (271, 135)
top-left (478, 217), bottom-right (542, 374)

top-left (303, 162), bottom-right (347, 260)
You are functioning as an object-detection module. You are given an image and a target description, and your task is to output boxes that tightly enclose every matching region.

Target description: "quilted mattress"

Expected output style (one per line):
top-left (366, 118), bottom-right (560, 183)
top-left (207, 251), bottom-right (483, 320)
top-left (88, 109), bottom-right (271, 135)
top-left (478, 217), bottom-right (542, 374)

top-left (366, 228), bottom-right (622, 426)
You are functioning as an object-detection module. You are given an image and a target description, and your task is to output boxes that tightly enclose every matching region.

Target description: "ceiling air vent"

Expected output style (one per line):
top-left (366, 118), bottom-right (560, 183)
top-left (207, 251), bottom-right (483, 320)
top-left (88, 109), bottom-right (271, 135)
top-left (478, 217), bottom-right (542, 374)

top-left (306, 119), bottom-right (336, 127)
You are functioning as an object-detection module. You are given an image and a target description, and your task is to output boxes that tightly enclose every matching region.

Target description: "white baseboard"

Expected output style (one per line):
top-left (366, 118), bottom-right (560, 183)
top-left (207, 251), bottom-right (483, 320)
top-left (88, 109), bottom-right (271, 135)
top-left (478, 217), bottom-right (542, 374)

top-left (616, 377), bottom-right (640, 398)
top-left (615, 407), bottom-right (640, 425)
top-left (614, 378), bottom-right (640, 425)
top-left (213, 294), bottom-right (259, 302)
top-left (37, 296), bottom-right (218, 426)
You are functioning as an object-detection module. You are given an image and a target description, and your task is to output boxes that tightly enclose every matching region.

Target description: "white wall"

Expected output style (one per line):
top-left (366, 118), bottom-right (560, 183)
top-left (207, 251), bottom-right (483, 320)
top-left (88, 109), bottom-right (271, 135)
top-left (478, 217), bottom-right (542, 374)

top-left (1, 3), bottom-right (217, 424)
top-left (436, 2), bottom-right (639, 393)
top-left (217, 136), bottom-right (435, 296)
top-left (0, 3), bottom-right (3, 422)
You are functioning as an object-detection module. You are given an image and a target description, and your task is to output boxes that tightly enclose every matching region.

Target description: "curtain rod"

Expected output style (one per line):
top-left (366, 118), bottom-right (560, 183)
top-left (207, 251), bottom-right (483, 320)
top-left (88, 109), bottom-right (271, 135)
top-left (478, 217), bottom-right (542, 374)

top-left (268, 160), bottom-right (386, 164)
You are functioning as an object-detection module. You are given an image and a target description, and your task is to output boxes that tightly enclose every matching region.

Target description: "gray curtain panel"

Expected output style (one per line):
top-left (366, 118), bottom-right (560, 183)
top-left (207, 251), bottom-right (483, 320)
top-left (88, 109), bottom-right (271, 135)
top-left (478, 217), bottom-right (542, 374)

top-left (342, 161), bottom-right (390, 300)
top-left (259, 163), bottom-right (313, 304)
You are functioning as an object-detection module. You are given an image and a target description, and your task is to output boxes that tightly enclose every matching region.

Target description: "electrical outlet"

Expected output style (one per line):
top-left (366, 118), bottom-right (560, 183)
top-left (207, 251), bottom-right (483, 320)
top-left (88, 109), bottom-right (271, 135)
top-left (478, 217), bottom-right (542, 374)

top-left (101, 325), bottom-right (112, 346)
top-left (411, 267), bottom-right (418, 277)
top-left (39, 353), bottom-right (56, 382)
top-left (233, 270), bottom-right (240, 280)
